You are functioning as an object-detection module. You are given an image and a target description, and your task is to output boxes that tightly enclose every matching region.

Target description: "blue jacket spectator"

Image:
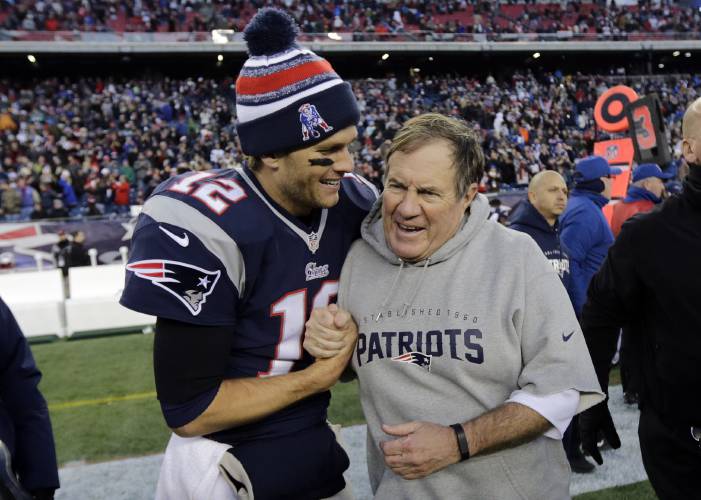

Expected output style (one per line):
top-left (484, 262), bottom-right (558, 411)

top-left (0, 297), bottom-right (59, 499)
top-left (510, 199), bottom-right (573, 303)
top-left (560, 156), bottom-right (621, 316)
top-left (57, 176), bottom-right (78, 209)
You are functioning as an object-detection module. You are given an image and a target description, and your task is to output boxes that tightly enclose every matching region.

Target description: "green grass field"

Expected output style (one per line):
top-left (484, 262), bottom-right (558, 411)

top-left (31, 333), bottom-right (649, 498)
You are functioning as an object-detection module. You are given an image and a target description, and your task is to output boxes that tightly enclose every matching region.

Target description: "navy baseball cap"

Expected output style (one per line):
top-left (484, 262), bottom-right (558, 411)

top-left (574, 156), bottom-right (623, 182)
top-left (631, 163), bottom-right (674, 183)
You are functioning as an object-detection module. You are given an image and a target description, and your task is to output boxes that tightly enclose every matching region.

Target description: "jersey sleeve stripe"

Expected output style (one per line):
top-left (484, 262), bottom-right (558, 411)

top-left (343, 172), bottom-right (380, 200)
top-left (142, 195), bottom-right (246, 298)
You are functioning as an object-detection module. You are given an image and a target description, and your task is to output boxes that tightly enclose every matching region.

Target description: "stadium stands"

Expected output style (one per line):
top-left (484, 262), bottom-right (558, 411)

top-left (0, 71), bottom-right (694, 222)
top-left (0, 0), bottom-right (699, 40)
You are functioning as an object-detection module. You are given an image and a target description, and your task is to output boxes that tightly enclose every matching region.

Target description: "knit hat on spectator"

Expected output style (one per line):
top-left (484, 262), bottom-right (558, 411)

top-left (235, 8), bottom-right (360, 157)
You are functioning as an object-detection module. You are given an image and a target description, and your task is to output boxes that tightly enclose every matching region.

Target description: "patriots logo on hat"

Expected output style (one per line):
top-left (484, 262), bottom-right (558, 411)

top-left (299, 103), bottom-right (333, 141)
top-left (126, 259), bottom-right (221, 316)
top-left (392, 351), bottom-right (432, 372)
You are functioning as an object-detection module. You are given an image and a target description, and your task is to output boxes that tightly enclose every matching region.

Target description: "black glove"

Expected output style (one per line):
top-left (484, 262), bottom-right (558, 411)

top-left (579, 399), bottom-right (621, 465)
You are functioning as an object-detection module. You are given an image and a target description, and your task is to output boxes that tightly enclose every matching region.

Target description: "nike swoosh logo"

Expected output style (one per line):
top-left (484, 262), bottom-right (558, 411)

top-left (159, 226), bottom-right (189, 247)
top-left (562, 330), bottom-right (575, 342)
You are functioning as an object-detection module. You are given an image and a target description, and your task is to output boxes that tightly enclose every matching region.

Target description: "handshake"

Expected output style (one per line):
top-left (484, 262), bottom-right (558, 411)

top-left (302, 305), bottom-right (359, 391)
top-left (304, 304), bottom-right (358, 358)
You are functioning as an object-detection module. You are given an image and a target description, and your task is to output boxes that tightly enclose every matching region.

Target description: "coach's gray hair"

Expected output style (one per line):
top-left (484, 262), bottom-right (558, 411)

top-left (385, 113), bottom-right (485, 197)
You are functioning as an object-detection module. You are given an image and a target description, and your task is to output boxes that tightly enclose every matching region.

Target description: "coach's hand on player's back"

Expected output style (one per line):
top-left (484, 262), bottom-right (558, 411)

top-left (304, 304), bottom-right (357, 358)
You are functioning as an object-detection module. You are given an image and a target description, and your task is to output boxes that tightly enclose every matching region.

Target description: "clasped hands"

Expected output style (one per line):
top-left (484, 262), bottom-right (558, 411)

top-left (304, 305), bottom-right (462, 480)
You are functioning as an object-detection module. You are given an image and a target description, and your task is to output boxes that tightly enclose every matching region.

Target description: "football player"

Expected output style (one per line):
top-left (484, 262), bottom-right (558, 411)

top-left (120, 8), bottom-right (376, 499)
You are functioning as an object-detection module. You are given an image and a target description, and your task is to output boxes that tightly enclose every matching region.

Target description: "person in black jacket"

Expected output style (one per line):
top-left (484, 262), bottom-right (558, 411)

top-left (0, 297), bottom-right (59, 499)
top-left (510, 170), bottom-right (595, 473)
top-left (579, 97), bottom-right (701, 499)
top-left (66, 231), bottom-right (90, 268)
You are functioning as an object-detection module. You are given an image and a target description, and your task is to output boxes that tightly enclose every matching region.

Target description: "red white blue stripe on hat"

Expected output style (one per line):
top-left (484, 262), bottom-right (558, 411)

top-left (236, 47), bottom-right (343, 123)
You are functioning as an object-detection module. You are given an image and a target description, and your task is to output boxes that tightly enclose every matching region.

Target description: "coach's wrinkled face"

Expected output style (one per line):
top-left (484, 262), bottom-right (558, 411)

top-left (382, 139), bottom-right (477, 263)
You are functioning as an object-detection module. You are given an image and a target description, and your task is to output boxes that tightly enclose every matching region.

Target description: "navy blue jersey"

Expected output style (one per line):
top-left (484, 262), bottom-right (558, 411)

top-left (120, 167), bottom-right (376, 444)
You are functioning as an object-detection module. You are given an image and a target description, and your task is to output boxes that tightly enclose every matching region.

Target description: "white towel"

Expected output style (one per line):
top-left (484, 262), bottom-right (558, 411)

top-left (155, 425), bottom-right (354, 500)
top-left (155, 433), bottom-right (253, 500)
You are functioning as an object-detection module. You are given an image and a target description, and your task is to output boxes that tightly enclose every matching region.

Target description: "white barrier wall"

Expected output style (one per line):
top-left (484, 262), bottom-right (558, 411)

top-left (0, 269), bottom-right (66, 337)
top-left (65, 264), bottom-right (155, 336)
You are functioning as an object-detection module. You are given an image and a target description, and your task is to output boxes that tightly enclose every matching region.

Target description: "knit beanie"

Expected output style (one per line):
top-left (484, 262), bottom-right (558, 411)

top-left (235, 8), bottom-right (360, 157)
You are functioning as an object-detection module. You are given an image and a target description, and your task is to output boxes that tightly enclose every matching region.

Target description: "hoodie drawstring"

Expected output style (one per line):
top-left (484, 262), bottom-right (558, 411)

top-left (400, 257), bottom-right (430, 317)
top-left (375, 258), bottom-right (404, 321)
top-left (375, 257), bottom-right (431, 321)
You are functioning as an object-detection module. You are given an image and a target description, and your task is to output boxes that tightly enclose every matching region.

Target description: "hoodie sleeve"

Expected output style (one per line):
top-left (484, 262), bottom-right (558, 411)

top-left (514, 242), bottom-right (604, 415)
top-left (337, 240), bottom-right (358, 311)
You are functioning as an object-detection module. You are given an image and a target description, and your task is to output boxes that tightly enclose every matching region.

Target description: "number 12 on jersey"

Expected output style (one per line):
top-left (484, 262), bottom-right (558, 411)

top-left (259, 281), bottom-right (339, 377)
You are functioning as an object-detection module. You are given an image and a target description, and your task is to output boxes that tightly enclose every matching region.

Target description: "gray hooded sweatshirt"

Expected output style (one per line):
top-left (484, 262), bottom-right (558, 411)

top-left (338, 194), bottom-right (604, 500)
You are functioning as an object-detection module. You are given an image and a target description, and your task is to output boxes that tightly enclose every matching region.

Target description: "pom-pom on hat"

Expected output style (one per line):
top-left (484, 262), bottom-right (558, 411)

top-left (235, 8), bottom-right (360, 157)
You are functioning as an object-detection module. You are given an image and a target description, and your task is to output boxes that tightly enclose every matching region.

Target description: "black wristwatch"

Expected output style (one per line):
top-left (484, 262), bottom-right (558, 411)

top-left (450, 423), bottom-right (470, 462)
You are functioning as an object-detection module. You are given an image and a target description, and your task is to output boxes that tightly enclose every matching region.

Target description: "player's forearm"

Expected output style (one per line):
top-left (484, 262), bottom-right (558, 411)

top-left (174, 368), bottom-right (329, 437)
top-left (461, 402), bottom-right (551, 458)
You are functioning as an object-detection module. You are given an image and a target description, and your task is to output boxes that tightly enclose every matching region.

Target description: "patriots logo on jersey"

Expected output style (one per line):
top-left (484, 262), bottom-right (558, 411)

top-left (126, 259), bottom-right (221, 316)
top-left (392, 351), bottom-right (432, 372)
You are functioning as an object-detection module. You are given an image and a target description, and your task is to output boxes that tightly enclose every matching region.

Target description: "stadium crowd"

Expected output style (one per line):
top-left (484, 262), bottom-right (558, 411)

top-left (0, 0), bottom-right (697, 38)
top-left (0, 70), bottom-right (696, 220)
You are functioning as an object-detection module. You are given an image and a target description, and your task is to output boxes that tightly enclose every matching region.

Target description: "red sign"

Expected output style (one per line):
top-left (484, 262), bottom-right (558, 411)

top-left (593, 138), bottom-right (635, 165)
top-left (594, 85), bottom-right (639, 133)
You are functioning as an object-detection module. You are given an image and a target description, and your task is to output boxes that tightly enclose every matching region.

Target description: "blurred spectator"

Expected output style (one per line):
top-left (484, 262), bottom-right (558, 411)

top-left (51, 230), bottom-right (70, 277)
top-left (112, 175), bottom-right (131, 214)
top-left (66, 231), bottom-right (90, 268)
top-left (38, 184), bottom-right (58, 213)
top-left (610, 163), bottom-right (672, 237)
top-left (29, 202), bottom-right (48, 220)
top-left (17, 177), bottom-right (39, 220)
top-left (46, 199), bottom-right (69, 219)
top-left (0, 297), bottom-right (60, 500)
top-left (57, 171), bottom-right (78, 215)
top-left (487, 197), bottom-right (510, 224)
top-left (0, 180), bottom-right (20, 221)
top-left (83, 195), bottom-right (103, 216)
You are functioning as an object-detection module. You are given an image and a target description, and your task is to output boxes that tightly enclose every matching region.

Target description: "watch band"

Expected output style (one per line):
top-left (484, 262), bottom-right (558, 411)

top-left (450, 423), bottom-right (470, 462)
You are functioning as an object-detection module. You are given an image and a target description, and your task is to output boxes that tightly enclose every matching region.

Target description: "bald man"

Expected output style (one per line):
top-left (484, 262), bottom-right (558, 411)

top-left (510, 171), bottom-right (572, 298)
top-left (510, 172), bottom-right (596, 473)
top-left (579, 98), bottom-right (701, 499)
